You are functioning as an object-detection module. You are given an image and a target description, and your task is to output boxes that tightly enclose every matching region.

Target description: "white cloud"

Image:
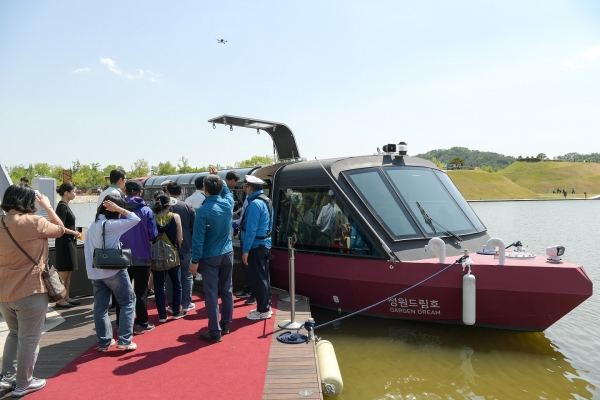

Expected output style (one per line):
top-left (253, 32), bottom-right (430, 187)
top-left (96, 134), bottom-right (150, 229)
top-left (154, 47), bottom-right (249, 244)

top-left (145, 70), bottom-right (160, 83)
top-left (582, 44), bottom-right (600, 60)
top-left (126, 69), bottom-right (145, 79)
top-left (73, 67), bottom-right (91, 73)
top-left (564, 62), bottom-right (584, 69)
top-left (99, 57), bottom-right (122, 75)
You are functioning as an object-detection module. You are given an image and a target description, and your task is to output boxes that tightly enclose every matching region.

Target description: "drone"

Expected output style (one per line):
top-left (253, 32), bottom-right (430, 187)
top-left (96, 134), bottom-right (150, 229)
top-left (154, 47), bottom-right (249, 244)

top-left (216, 39), bottom-right (227, 44)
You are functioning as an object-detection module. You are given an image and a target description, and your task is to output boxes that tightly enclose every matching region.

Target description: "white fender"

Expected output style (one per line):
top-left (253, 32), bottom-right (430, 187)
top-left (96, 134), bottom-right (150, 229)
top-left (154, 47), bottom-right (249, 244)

top-left (316, 340), bottom-right (344, 397)
top-left (485, 237), bottom-right (506, 265)
top-left (424, 237), bottom-right (446, 263)
top-left (463, 272), bottom-right (476, 325)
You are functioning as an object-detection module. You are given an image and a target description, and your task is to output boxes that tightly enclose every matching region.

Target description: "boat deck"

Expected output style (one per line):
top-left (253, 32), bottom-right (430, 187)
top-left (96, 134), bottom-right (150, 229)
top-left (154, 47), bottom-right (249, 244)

top-left (0, 288), bottom-right (322, 400)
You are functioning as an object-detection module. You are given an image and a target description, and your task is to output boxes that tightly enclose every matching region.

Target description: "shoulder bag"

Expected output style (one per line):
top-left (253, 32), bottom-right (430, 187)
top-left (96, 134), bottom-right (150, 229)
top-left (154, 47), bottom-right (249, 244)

top-left (1, 217), bottom-right (66, 302)
top-left (92, 221), bottom-right (132, 269)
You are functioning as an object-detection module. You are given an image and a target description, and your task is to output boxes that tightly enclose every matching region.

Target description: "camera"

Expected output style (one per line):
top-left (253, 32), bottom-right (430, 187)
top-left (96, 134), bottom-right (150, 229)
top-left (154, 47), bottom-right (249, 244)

top-left (546, 246), bottom-right (565, 262)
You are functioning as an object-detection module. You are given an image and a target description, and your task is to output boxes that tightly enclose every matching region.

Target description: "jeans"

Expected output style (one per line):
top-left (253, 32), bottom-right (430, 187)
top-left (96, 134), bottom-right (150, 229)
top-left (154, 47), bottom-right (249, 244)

top-left (116, 264), bottom-right (151, 326)
top-left (91, 270), bottom-right (136, 348)
top-left (166, 252), bottom-right (192, 310)
top-left (153, 266), bottom-right (181, 317)
top-left (200, 251), bottom-right (234, 337)
top-left (248, 245), bottom-right (272, 313)
top-left (0, 293), bottom-right (48, 387)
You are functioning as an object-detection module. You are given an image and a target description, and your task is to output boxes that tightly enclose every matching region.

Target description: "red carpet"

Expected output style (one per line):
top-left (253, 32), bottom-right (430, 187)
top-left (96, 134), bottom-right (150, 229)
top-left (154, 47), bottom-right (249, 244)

top-left (29, 294), bottom-right (278, 400)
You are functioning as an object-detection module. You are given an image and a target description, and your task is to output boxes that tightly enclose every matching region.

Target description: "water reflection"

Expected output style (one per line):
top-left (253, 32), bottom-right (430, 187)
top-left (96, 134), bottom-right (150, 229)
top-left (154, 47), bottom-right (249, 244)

top-left (312, 306), bottom-right (595, 399)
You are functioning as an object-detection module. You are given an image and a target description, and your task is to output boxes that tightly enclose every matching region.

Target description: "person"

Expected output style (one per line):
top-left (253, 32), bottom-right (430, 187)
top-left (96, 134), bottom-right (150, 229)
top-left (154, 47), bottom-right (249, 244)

top-left (97, 169), bottom-right (126, 204)
top-left (190, 167), bottom-right (234, 343)
top-left (84, 196), bottom-right (140, 352)
top-left (584, 191), bottom-right (587, 199)
top-left (0, 185), bottom-right (78, 397)
top-left (160, 180), bottom-right (173, 193)
top-left (185, 176), bottom-right (207, 210)
top-left (316, 190), bottom-right (337, 248)
top-left (54, 182), bottom-right (82, 308)
top-left (117, 180), bottom-right (158, 335)
top-left (165, 182), bottom-right (196, 313)
top-left (151, 193), bottom-right (185, 322)
top-left (232, 178), bottom-right (253, 303)
top-left (240, 176), bottom-right (274, 321)
top-left (563, 189), bottom-right (567, 198)
top-left (19, 177), bottom-right (29, 186)
top-left (298, 196), bottom-right (315, 245)
top-left (226, 171), bottom-right (242, 217)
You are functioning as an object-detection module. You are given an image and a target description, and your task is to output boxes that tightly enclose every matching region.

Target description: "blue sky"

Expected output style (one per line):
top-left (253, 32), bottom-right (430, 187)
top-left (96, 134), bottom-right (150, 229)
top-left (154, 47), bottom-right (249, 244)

top-left (1, 1), bottom-right (599, 171)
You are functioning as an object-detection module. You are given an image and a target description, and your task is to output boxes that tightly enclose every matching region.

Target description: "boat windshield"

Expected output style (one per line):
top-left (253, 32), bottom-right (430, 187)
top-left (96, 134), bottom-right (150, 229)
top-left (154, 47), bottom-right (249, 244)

top-left (345, 167), bottom-right (484, 240)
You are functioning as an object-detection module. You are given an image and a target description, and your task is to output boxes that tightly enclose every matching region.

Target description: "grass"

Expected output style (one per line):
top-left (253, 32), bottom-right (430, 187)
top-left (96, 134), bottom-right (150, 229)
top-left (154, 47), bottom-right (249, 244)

top-left (447, 162), bottom-right (600, 200)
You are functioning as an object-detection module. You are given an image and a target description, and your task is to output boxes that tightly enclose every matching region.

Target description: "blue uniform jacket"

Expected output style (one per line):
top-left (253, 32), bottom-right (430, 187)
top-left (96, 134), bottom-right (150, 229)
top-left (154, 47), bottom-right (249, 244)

top-left (191, 184), bottom-right (233, 261)
top-left (241, 190), bottom-right (273, 253)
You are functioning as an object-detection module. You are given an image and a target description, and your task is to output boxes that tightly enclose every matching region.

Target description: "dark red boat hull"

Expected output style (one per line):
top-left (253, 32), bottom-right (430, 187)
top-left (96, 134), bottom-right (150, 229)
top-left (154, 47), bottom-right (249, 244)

top-left (270, 249), bottom-right (592, 331)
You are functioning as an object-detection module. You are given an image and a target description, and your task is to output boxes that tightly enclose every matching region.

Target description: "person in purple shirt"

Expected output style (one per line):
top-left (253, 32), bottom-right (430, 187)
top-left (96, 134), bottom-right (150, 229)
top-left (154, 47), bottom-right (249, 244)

top-left (117, 180), bottom-right (158, 335)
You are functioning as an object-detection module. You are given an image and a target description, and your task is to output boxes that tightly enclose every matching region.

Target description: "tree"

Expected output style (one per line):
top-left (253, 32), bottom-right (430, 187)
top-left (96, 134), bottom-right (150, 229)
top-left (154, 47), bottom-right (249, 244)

top-left (129, 159), bottom-right (150, 178)
top-left (72, 164), bottom-right (105, 188)
top-left (103, 164), bottom-right (125, 176)
top-left (153, 161), bottom-right (177, 176)
top-left (429, 156), bottom-right (446, 170)
top-left (177, 156), bottom-right (195, 174)
top-left (238, 155), bottom-right (274, 168)
top-left (449, 156), bottom-right (465, 165)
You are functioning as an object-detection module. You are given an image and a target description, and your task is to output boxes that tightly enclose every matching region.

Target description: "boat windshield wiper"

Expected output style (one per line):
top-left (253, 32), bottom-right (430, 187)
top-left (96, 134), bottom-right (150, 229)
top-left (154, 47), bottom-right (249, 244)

top-left (416, 201), bottom-right (462, 242)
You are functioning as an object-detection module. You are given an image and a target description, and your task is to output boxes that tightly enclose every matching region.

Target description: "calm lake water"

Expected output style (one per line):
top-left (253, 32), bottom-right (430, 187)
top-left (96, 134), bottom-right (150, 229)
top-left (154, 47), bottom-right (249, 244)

top-left (70, 200), bottom-right (599, 399)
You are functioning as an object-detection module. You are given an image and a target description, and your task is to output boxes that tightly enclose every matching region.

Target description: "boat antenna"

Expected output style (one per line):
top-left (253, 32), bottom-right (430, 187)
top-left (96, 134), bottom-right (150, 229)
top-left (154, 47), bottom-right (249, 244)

top-left (314, 157), bottom-right (399, 266)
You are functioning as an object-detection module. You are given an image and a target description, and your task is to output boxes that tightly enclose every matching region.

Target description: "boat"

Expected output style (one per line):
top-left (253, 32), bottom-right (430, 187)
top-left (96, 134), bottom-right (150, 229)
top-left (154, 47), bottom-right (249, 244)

top-left (142, 115), bottom-right (592, 331)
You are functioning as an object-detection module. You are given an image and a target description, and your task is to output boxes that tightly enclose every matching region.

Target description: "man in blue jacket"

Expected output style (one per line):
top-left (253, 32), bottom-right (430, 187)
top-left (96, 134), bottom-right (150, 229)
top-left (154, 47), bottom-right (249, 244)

top-left (118, 180), bottom-right (158, 335)
top-left (190, 167), bottom-right (234, 343)
top-left (240, 176), bottom-right (273, 320)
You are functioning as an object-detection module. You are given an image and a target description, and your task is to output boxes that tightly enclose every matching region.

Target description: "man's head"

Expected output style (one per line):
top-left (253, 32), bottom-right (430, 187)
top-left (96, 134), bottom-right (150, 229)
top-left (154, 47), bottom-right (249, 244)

top-left (166, 182), bottom-right (183, 198)
top-left (19, 177), bottom-right (29, 186)
top-left (194, 176), bottom-right (205, 191)
top-left (326, 189), bottom-right (334, 203)
top-left (125, 180), bottom-right (144, 197)
top-left (244, 176), bottom-right (264, 194)
top-left (160, 179), bottom-right (173, 193)
top-left (203, 175), bottom-right (223, 196)
top-left (304, 196), bottom-right (314, 210)
top-left (110, 170), bottom-right (126, 190)
top-left (225, 171), bottom-right (240, 189)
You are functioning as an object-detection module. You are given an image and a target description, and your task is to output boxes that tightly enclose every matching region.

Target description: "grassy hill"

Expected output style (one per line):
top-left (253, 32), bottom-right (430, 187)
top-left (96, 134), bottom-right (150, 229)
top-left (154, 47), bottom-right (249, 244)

top-left (498, 161), bottom-right (600, 194)
top-left (447, 169), bottom-right (538, 200)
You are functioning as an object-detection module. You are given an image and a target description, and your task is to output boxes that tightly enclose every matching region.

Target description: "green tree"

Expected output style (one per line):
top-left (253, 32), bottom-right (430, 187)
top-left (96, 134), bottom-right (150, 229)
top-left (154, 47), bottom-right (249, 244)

top-left (177, 156), bottom-right (195, 174)
top-left (238, 155), bottom-right (274, 168)
top-left (154, 161), bottom-right (177, 176)
top-left (536, 153), bottom-right (547, 161)
top-left (129, 159), bottom-right (150, 178)
top-left (449, 156), bottom-right (465, 165)
top-left (103, 164), bottom-right (125, 176)
top-left (72, 164), bottom-right (105, 188)
top-left (429, 156), bottom-right (446, 170)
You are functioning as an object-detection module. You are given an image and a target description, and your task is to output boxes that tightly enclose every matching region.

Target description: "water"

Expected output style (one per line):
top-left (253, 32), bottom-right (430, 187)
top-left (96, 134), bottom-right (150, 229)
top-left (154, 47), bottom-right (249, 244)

top-left (69, 200), bottom-right (600, 399)
top-left (311, 201), bottom-right (600, 400)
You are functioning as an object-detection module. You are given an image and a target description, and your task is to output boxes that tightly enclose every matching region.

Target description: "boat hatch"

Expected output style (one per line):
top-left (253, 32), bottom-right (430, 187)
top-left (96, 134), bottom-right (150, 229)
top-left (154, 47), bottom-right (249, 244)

top-left (344, 166), bottom-right (485, 240)
top-left (208, 115), bottom-right (301, 161)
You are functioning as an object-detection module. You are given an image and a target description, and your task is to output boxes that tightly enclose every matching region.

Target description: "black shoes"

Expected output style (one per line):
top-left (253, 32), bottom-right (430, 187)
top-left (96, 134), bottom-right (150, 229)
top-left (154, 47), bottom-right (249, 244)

top-left (199, 331), bottom-right (222, 343)
top-left (54, 303), bottom-right (74, 309)
top-left (220, 323), bottom-right (230, 335)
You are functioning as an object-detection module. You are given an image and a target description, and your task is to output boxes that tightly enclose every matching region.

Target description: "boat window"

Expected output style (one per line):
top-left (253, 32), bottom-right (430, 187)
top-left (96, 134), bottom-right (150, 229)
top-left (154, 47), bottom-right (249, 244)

top-left (275, 188), bottom-right (379, 257)
top-left (383, 167), bottom-right (477, 236)
top-left (345, 170), bottom-right (421, 239)
top-left (433, 170), bottom-right (485, 232)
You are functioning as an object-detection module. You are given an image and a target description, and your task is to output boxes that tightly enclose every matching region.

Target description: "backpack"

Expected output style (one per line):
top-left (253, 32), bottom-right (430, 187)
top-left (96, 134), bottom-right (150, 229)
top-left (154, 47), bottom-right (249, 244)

top-left (151, 233), bottom-right (177, 271)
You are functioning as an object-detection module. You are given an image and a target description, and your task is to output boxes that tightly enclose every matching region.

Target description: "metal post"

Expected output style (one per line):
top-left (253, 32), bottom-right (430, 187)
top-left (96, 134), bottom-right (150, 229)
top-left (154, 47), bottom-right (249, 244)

top-left (278, 237), bottom-right (303, 329)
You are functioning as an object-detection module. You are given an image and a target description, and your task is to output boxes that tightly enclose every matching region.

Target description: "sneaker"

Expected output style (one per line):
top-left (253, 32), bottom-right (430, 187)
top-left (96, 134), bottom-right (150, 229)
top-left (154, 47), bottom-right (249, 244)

top-left (98, 338), bottom-right (116, 352)
top-left (185, 303), bottom-right (196, 312)
top-left (158, 315), bottom-right (168, 323)
top-left (167, 306), bottom-right (173, 314)
top-left (172, 311), bottom-right (187, 320)
top-left (246, 309), bottom-right (272, 320)
top-left (199, 331), bottom-right (222, 343)
top-left (220, 322), bottom-right (230, 335)
top-left (0, 375), bottom-right (15, 391)
top-left (234, 290), bottom-right (251, 298)
top-left (195, 273), bottom-right (202, 281)
top-left (116, 342), bottom-right (137, 351)
top-left (134, 323), bottom-right (155, 335)
top-left (11, 378), bottom-right (46, 397)
top-left (245, 297), bottom-right (257, 305)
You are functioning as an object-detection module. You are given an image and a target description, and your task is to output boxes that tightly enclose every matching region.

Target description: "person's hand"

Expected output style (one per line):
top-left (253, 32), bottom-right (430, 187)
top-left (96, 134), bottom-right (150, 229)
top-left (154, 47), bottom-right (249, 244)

top-left (35, 193), bottom-right (52, 209)
top-left (190, 263), bottom-right (198, 276)
top-left (242, 253), bottom-right (249, 266)
top-left (209, 166), bottom-right (218, 175)
top-left (102, 200), bottom-right (122, 213)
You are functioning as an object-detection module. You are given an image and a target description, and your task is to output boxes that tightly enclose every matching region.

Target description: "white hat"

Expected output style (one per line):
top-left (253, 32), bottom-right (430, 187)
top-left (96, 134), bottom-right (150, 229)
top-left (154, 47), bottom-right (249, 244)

top-left (245, 176), bottom-right (265, 185)
top-left (328, 189), bottom-right (334, 196)
top-left (161, 179), bottom-right (174, 186)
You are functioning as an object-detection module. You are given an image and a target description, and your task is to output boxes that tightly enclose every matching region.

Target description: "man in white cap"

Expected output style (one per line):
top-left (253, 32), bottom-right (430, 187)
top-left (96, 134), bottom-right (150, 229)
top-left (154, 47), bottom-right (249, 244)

top-left (240, 176), bottom-right (274, 320)
top-left (316, 189), bottom-right (336, 248)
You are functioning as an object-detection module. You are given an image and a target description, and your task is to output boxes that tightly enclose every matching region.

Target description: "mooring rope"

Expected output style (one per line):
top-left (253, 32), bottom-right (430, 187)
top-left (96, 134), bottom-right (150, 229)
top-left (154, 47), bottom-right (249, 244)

top-left (312, 256), bottom-right (467, 330)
